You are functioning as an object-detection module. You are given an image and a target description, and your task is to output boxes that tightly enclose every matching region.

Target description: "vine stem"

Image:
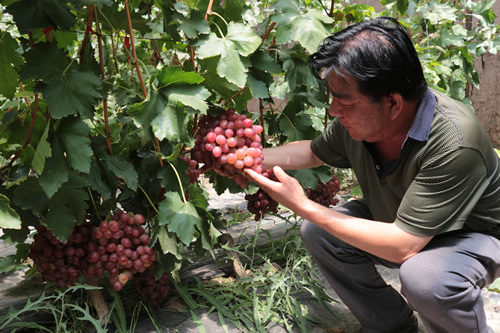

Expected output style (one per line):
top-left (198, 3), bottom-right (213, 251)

top-left (79, 5), bottom-right (94, 64)
top-left (138, 184), bottom-right (159, 214)
top-left (205, 0), bottom-right (215, 20)
top-left (94, 6), bottom-right (113, 156)
top-left (167, 160), bottom-right (187, 203)
top-left (123, 0), bottom-right (164, 167)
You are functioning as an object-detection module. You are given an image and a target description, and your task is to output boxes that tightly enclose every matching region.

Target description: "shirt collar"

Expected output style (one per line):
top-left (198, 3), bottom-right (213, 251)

top-left (407, 88), bottom-right (436, 142)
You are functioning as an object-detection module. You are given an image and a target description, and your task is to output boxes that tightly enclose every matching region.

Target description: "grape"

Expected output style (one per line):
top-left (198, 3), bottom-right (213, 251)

top-left (132, 266), bottom-right (170, 307)
top-left (245, 170), bottom-right (280, 220)
top-left (28, 209), bottom-right (159, 292)
top-left (180, 108), bottom-right (265, 187)
top-left (305, 173), bottom-right (340, 207)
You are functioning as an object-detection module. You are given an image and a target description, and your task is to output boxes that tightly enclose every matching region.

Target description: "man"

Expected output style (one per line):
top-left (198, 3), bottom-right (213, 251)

top-left (244, 17), bottom-right (500, 333)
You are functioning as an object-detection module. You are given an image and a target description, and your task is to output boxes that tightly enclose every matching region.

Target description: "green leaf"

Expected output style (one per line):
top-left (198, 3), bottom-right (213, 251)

top-left (247, 74), bottom-right (269, 99)
top-left (0, 194), bottom-right (22, 229)
top-left (6, 0), bottom-right (76, 34)
top-left (89, 160), bottom-right (113, 199)
top-left (157, 227), bottom-right (182, 259)
top-left (32, 121), bottom-right (52, 175)
top-left (37, 71), bottom-right (102, 119)
top-left (13, 177), bottom-right (50, 214)
top-left (272, 0), bottom-right (332, 53)
top-left (226, 22), bottom-right (262, 56)
top-left (417, 1), bottom-right (456, 25)
top-left (156, 66), bottom-right (205, 88)
top-left (56, 117), bottom-right (93, 173)
top-left (218, 44), bottom-right (247, 88)
top-left (152, 102), bottom-right (190, 143)
top-left (102, 154), bottom-right (138, 191)
top-left (39, 138), bottom-right (69, 198)
top-left (194, 33), bottom-right (225, 59)
top-left (163, 85), bottom-right (211, 112)
top-left (177, 10), bottom-right (210, 39)
top-left (46, 173), bottom-right (89, 241)
top-left (20, 42), bottom-right (70, 82)
top-left (0, 33), bottom-right (23, 100)
top-left (158, 192), bottom-right (201, 245)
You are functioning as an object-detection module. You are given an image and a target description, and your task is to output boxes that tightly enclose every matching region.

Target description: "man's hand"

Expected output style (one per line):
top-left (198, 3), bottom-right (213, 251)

top-left (244, 166), bottom-right (309, 212)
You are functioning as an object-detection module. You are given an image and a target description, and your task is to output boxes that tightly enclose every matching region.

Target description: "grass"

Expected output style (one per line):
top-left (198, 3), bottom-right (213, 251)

top-left (172, 214), bottom-right (339, 332)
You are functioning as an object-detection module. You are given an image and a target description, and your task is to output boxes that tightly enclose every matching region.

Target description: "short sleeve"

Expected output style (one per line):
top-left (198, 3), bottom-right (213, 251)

top-left (395, 148), bottom-right (489, 236)
top-left (311, 118), bottom-right (352, 168)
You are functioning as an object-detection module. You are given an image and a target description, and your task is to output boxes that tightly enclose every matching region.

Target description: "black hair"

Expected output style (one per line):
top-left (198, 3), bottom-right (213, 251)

top-left (308, 17), bottom-right (427, 103)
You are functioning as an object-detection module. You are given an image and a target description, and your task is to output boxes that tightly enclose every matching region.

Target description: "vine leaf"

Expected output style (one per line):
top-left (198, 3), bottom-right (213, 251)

top-left (32, 121), bottom-right (52, 175)
top-left (158, 192), bottom-right (201, 245)
top-left (101, 154), bottom-right (138, 191)
top-left (39, 138), bottom-right (69, 198)
top-left (218, 44), bottom-right (247, 88)
top-left (37, 71), bottom-right (102, 119)
top-left (157, 227), bottom-right (182, 259)
top-left (46, 174), bottom-right (89, 241)
top-left (13, 177), bottom-right (49, 214)
top-left (0, 194), bottom-right (22, 230)
top-left (56, 117), bottom-right (93, 174)
top-left (20, 42), bottom-right (70, 82)
top-left (272, 0), bottom-right (332, 53)
top-left (225, 22), bottom-right (262, 57)
top-left (0, 33), bottom-right (23, 100)
top-left (6, 0), bottom-right (76, 34)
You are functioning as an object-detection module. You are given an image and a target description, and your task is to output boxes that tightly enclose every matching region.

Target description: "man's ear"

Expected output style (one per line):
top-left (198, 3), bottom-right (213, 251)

top-left (386, 93), bottom-right (404, 120)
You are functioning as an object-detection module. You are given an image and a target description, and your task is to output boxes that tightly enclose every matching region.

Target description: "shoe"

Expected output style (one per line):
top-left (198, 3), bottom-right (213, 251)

top-left (391, 312), bottom-right (419, 333)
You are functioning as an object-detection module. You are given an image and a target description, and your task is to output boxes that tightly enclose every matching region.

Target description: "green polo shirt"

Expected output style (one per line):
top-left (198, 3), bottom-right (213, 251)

top-left (311, 88), bottom-right (500, 238)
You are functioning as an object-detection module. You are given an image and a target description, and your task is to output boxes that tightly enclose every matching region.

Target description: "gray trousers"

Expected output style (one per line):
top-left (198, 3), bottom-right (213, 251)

top-left (300, 200), bottom-right (500, 333)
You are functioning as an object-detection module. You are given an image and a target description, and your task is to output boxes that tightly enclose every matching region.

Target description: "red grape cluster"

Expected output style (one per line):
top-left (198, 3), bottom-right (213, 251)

top-left (181, 108), bottom-right (264, 188)
top-left (305, 174), bottom-right (340, 207)
top-left (28, 222), bottom-right (93, 289)
top-left (245, 170), bottom-right (280, 220)
top-left (132, 266), bottom-right (170, 307)
top-left (28, 209), bottom-right (158, 293)
top-left (88, 209), bottom-right (156, 291)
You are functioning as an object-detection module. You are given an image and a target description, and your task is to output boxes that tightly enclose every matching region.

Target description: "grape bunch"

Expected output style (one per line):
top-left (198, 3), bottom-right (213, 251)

top-left (245, 169), bottom-right (280, 220)
top-left (132, 266), bottom-right (170, 307)
top-left (88, 209), bottom-right (156, 291)
top-left (305, 174), bottom-right (340, 207)
top-left (182, 108), bottom-right (264, 188)
top-left (28, 222), bottom-right (94, 289)
top-left (28, 209), bottom-right (159, 293)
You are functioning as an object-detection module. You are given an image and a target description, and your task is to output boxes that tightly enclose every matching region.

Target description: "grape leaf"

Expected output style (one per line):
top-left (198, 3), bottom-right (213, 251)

top-left (272, 0), bottom-right (332, 53)
top-left (13, 177), bottom-right (50, 214)
top-left (195, 33), bottom-right (226, 59)
top-left (89, 160), bottom-right (113, 199)
top-left (157, 227), bottom-right (182, 259)
top-left (102, 154), bottom-right (138, 191)
top-left (156, 66), bottom-right (205, 88)
top-left (32, 121), bottom-right (52, 175)
top-left (45, 173), bottom-right (89, 241)
top-left (37, 71), bottom-right (102, 119)
top-left (152, 102), bottom-right (189, 143)
top-left (20, 42), bottom-right (70, 82)
top-left (177, 9), bottom-right (210, 39)
top-left (0, 33), bottom-right (23, 100)
top-left (218, 44), bottom-right (247, 88)
top-left (279, 113), bottom-right (315, 142)
top-left (39, 138), bottom-right (69, 198)
top-left (158, 192), bottom-right (201, 245)
top-left (0, 194), bottom-right (22, 229)
top-left (281, 47), bottom-right (319, 91)
top-left (56, 117), bottom-right (93, 174)
top-left (247, 74), bottom-right (269, 99)
top-left (163, 85), bottom-right (211, 112)
top-left (6, 0), bottom-right (76, 34)
top-left (225, 22), bottom-right (261, 57)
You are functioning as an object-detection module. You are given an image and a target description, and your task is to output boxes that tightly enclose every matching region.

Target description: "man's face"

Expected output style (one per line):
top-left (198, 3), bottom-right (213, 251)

top-left (326, 73), bottom-right (392, 143)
